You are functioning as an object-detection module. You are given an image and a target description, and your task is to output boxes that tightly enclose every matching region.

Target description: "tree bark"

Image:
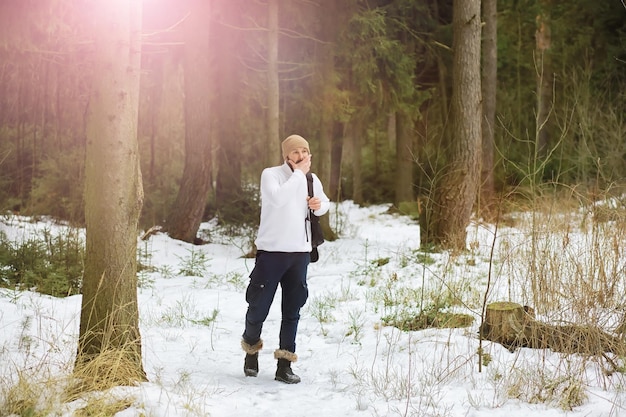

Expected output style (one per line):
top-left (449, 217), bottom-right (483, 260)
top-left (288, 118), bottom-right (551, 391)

top-left (316, 0), bottom-right (338, 190)
top-left (535, 2), bottom-right (553, 161)
top-left (315, 0), bottom-right (347, 237)
top-left (395, 110), bottom-right (414, 206)
top-left (480, 0), bottom-right (497, 220)
top-left (427, 0), bottom-right (482, 251)
top-left (165, 0), bottom-right (213, 243)
top-left (214, 0), bottom-right (244, 223)
top-left (329, 121), bottom-right (344, 202)
top-left (350, 118), bottom-right (364, 205)
top-left (77, 0), bottom-right (146, 386)
top-left (266, 0), bottom-right (281, 167)
top-left (480, 302), bottom-right (530, 347)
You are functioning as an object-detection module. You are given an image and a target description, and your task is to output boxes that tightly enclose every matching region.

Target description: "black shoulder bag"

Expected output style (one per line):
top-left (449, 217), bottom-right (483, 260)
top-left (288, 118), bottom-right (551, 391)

top-left (306, 172), bottom-right (325, 262)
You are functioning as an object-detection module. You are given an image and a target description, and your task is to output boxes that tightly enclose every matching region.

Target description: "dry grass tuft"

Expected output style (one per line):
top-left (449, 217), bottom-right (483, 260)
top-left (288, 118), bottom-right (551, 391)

top-left (68, 348), bottom-right (146, 400)
top-left (505, 366), bottom-right (587, 411)
top-left (74, 394), bottom-right (135, 417)
top-left (0, 370), bottom-right (49, 417)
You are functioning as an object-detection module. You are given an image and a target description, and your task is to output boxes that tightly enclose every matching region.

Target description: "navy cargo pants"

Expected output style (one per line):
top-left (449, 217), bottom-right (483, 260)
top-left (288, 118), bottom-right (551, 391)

top-left (242, 251), bottom-right (310, 353)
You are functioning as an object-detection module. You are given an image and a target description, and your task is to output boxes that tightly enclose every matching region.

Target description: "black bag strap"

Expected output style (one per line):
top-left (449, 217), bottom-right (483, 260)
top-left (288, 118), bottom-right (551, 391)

top-left (306, 172), bottom-right (314, 198)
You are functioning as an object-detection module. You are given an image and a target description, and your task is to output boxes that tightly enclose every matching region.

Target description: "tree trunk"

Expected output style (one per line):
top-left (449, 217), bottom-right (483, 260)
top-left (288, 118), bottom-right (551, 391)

top-left (535, 2), bottom-right (553, 161)
top-left (480, 0), bottom-right (497, 220)
top-left (315, 0), bottom-right (346, 237)
top-left (394, 110), bottom-right (414, 206)
top-left (214, 0), bottom-right (244, 223)
top-left (329, 121), bottom-right (344, 202)
top-left (266, 0), bottom-right (281, 167)
top-left (350, 118), bottom-right (364, 205)
top-left (316, 0), bottom-right (338, 190)
top-left (427, 0), bottom-right (482, 251)
top-left (165, 0), bottom-right (212, 243)
top-left (77, 0), bottom-right (146, 387)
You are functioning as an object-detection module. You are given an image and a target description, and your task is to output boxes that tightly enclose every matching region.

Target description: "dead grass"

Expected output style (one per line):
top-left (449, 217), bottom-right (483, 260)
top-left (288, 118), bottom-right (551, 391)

top-left (0, 370), bottom-right (51, 417)
top-left (0, 336), bottom-right (145, 416)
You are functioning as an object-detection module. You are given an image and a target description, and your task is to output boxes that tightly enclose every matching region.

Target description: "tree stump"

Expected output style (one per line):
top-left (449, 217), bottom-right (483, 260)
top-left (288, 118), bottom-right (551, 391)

top-left (481, 301), bottom-right (626, 357)
top-left (480, 301), bottom-right (533, 349)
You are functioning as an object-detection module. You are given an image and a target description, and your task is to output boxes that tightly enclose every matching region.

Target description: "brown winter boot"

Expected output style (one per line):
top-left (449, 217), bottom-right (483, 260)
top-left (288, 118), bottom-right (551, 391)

top-left (241, 339), bottom-right (263, 377)
top-left (274, 349), bottom-right (300, 384)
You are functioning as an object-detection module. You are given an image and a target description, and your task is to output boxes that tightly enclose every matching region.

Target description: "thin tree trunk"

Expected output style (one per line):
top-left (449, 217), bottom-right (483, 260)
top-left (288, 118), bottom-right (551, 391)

top-left (77, 0), bottom-right (146, 386)
top-left (395, 110), bottom-right (414, 206)
top-left (316, 0), bottom-right (336, 189)
top-left (214, 0), bottom-right (244, 222)
top-left (165, 0), bottom-right (213, 243)
top-left (480, 0), bottom-right (497, 219)
top-left (329, 121), bottom-right (344, 202)
top-left (387, 112), bottom-right (396, 150)
top-left (266, 0), bottom-right (281, 167)
top-left (351, 118), bottom-right (364, 205)
top-left (428, 0), bottom-right (482, 251)
top-left (536, 2), bottom-right (552, 161)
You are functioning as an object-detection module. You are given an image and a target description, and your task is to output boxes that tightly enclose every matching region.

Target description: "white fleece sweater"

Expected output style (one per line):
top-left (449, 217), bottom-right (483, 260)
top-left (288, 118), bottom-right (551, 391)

top-left (254, 162), bottom-right (330, 252)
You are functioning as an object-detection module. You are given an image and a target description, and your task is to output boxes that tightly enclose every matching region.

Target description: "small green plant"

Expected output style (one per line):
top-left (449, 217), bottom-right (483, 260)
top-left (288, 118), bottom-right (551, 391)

top-left (137, 270), bottom-right (156, 289)
top-left (380, 284), bottom-right (474, 332)
top-left (308, 294), bottom-right (337, 336)
top-left (413, 250), bottom-right (436, 266)
top-left (477, 347), bottom-right (492, 367)
top-left (177, 248), bottom-right (210, 277)
top-left (352, 248), bottom-right (390, 284)
top-left (201, 271), bottom-right (246, 290)
top-left (373, 257), bottom-right (390, 267)
top-left (382, 306), bottom-right (474, 331)
top-left (224, 271), bottom-right (246, 290)
top-left (345, 309), bottom-right (365, 344)
top-left (190, 308), bottom-right (219, 327)
top-left (0, 287), bottom-right (22, 304)
top-left (158, 264), bottom-right (176, 279)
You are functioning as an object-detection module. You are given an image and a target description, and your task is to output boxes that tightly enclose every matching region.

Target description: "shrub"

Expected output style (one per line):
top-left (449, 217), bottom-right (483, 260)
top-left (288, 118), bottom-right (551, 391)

top-left (0, 227), bottom-right (84, 297)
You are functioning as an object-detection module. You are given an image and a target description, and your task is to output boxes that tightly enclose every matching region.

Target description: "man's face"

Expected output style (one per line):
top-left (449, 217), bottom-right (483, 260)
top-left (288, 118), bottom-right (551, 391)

top-left (287, 147), bottom-right (309, 164)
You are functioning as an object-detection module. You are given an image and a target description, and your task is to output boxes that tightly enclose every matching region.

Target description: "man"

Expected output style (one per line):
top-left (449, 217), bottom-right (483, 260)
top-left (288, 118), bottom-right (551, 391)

top-left (241, 134), bottom-right (330, 384)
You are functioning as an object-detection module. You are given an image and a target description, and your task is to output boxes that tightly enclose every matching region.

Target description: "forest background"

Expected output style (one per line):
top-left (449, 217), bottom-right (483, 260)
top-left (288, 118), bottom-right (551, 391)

top-left (0, 0), bottom-right (625, 242)
top-left (0, 1), bottom-right (625, 412)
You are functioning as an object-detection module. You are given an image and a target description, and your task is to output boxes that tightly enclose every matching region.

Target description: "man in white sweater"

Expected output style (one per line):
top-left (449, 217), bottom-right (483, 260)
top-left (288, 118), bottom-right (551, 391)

top-left (241, 134), bottom-right (330, 384)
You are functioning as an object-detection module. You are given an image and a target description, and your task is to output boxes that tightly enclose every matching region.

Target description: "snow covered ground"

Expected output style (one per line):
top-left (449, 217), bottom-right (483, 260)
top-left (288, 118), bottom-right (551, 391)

top-left (1, 201), bottom-right (625, 416)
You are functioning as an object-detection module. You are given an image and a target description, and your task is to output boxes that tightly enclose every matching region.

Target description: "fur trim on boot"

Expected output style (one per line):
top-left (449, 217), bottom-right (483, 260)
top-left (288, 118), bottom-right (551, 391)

top-left (273, 349), bottom-right (298, 362)
top-left (241, 339), bottom-right (263, 354)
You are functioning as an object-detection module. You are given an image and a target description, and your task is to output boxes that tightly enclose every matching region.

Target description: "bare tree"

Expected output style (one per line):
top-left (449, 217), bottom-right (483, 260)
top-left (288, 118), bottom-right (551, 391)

top-left (77, 0), bottom-right (146, 385)
top-left (426, 0), bottom-right (482, 251)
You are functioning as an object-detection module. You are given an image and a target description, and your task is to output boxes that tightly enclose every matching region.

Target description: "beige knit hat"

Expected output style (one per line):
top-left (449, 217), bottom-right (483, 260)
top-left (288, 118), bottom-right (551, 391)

top-left (281, 134), bottom-right (310, 159)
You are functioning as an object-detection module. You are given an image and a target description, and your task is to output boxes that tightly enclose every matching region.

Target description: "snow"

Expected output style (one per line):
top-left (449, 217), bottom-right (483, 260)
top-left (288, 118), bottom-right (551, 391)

top-left (1, 201), bottom-right (625, 417)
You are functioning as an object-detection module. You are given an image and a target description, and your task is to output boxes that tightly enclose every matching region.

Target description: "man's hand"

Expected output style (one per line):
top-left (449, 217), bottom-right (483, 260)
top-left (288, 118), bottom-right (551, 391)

top-left (307, 196), bottom-right (321, 211)
top-left (288, 154), bottom-right (312, 174)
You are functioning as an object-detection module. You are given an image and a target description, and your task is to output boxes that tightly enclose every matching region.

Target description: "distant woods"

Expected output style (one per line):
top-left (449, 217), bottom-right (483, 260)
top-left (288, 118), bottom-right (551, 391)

top-left (0, 0), bottom-right (624, 246)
